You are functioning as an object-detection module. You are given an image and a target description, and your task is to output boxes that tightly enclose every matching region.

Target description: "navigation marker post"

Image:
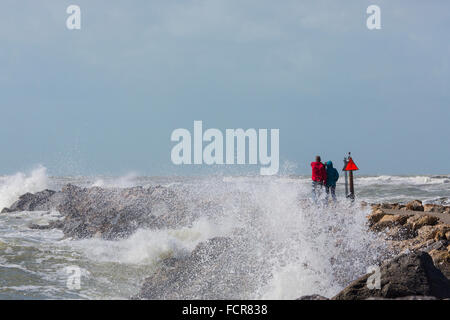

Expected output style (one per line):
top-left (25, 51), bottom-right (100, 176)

top-left (343, 157), bottom-right (349, 197)
top-left (343, 152), bottom-right (359, 200)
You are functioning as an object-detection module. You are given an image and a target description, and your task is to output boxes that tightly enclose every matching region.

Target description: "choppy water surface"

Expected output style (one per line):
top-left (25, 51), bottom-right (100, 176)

top-left (0, 167), bottom-right (449, 299)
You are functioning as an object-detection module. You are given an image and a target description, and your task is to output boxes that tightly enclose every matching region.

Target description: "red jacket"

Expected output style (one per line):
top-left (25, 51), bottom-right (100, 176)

top-left (311, 162), bottom-right (327, 184)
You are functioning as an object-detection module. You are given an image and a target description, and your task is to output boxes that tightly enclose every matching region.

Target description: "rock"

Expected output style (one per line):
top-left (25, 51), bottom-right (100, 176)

top-left (409, 239), bottom-right (436, 252)
top-left (372, 214), bottom-right (408, 231)
top-left (332, 251), bottom-right (450, 300)
top-left (422, 240), bottom-right (449, 253)
top-left (380, 203), bottom-right (394, 210)
top-left (56, 184), bottom-right (189, 239)
top-left (378, 203), bottom-right (402, 210)
top-left (406, 200), bottom-right (424, 212)
top-left (433, 225), bottom-right (450, 241)
top-left (429, 249), bottom-right (450, 279)
top-left (367, 209), bottom-right (386, 226)
top-left (406, 215), bottom-right (439, 231)
top-left (366, 295), bottom-right (438, 300)
top-left (417, 225), bottom-right (440, 241)
top-left (424, 204), bottom-right (445, 213)
top-left (28, 220), bottom-right (64, 230)
top-left (297, 294), bottom-right (329, 300)
top-left (384, 225), bottom-right (416, 241)
top-left (0, 183), bottom-right (229, 240)
top-left (429, 249), bottom-right (450, 264)
top-left (135, 237), bottom-right (264, 300)
top-left (28, 223), bottom-right (53, 230)
top-left (2, 189), bottom-right (58, 213)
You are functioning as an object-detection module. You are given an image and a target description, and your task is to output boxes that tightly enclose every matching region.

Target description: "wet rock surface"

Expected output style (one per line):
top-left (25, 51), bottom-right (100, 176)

top-left (2, 184), bottom-right (190, 239)
top-left (56, 184), bottom-right (191, 239)
top-left (4, 188), bottom-right (450, 300)
top-left (332, 251), bottom-right (450, 300)
top-left (1, 189), bottom-right (59, 213)
top-left (297, 294), bottom-right (329, 300)
top-left (368, 201), bottom-right (450, 279)
top-left (135, 237), bottom-right (265, 299)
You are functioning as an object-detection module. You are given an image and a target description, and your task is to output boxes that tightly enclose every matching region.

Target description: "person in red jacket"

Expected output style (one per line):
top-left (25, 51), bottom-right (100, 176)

top-left (311, 156), bottom-right (327, 201)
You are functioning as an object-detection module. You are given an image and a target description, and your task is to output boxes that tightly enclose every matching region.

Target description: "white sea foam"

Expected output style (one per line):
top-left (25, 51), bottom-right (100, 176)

top-left (62, 176), bottom-right (388, 299)
top-left (68, 217), bottom-right (234, 265)
top-left (0, 166), bottom-right (49, 210)
top-left (91, 172), bottom-right (140, 188)
top-left (1, 173), bottom-right (447, 299)
top-left (356, 175), bottom-right (450, 186)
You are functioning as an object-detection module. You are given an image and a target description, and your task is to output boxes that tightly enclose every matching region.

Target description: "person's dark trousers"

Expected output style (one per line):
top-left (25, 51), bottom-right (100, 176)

top-left (312, 181), bottom-right (323, 202)
top-left (325, 185), bottom-right (337, 202)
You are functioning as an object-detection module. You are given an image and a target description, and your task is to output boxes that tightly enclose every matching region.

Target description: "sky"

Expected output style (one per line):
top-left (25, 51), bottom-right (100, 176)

top-left (0, 0), bottom-right (449, 176)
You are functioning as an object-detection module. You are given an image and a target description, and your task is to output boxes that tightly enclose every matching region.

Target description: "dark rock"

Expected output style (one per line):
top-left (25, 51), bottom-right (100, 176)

top-left (406, 200), bottom-right (424, 212)
top-left (2, 189), bottom-right (57, 212)
top-left (297, 294), bottom-right (329, 300)
top-left (332, 251), bottom-right (450, 300)
top-left (424, 204), bottom-right (445, 213)
top-left (406, 215), bottom-right (439, 231)
top-left (56, 184), bottom-right (189, 239)
top-left (366, 295), bottom-right (438, 300)
top-left (135, 237), bottom-right (265, 300)
top-left (2, 183), bottom-right (193, 240)
top-left (422, 240), bottom-right (449, 253)
top-left (28, 223), bottom-right (53, 230)
top-left (28, 220), bottom-right (64, 230)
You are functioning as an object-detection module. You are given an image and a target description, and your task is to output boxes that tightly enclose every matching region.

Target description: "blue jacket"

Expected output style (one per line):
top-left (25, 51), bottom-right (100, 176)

top-left (325, 161), bottom-right (339, 187)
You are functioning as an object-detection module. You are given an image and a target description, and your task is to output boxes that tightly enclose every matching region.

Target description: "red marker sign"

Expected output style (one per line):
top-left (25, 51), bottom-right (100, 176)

top-left (344, 157), bottom-right (359, 171)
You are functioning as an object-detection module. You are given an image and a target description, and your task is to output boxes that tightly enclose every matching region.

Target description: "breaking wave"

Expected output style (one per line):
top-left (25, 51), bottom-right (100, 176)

top-left (0, 166), bottom-right (49, 211)
top-left (61, 177), bottom-right (388, 299)
top-left (4, 170), bottom-right (450, 299)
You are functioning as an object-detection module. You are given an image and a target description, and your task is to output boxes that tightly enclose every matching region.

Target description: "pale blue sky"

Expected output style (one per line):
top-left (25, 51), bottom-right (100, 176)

top-left (1, 0), bottom-right (449, 175)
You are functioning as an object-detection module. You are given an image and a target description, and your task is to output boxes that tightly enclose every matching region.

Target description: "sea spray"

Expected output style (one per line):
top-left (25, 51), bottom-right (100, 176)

top-left (0, 166), bottom-right (49, 211)
top-left (111, 176), bottom-right (389, 299)
top-left (1, 174), bottom-right (402, 299)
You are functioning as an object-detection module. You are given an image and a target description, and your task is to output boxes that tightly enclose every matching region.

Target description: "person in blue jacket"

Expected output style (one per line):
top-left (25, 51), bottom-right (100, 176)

top-left (325, 161), bottom-right (339, 202)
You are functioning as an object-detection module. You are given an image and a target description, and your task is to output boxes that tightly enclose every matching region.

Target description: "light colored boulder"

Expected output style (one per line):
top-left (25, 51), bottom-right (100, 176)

top-left (406, 214), bottom-right (439, 231)
top-left (406, 200), bottom-right (424, 211)
top-left (424, 204), bottom-right (445, 213)
top-left (367, 209), bottom-right (386, 226)
top-left (373, 214), bottom-right (408, 230)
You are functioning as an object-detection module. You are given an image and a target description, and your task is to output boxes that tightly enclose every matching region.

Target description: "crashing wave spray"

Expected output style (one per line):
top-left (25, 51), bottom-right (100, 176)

top-left (0, 166), bottom-right (49, 211)
top-left (0, 171), bottom-right (390, 299)
top-left (115, 176), bottom-right (390, 299)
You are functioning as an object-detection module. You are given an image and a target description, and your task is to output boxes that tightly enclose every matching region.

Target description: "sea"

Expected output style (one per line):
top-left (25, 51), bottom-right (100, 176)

top-left (0, 166), bottom-right (449, 299)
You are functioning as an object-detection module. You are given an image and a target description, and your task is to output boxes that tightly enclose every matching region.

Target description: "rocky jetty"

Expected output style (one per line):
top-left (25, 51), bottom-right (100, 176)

top-left (134, 237), bottom-right (265, 300)
top-left (1, 184), bottom-right (190, 239)
top-left (300, 200), bottom-right (450, 300)
top-left (367, 200), bottom-right (450, 279)
top-left (1, 189), bottom-right (60, 212)
top-left (332, 251), bottom-right (450, 300)
top-left (3, 187), bottom-right (450, 300)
